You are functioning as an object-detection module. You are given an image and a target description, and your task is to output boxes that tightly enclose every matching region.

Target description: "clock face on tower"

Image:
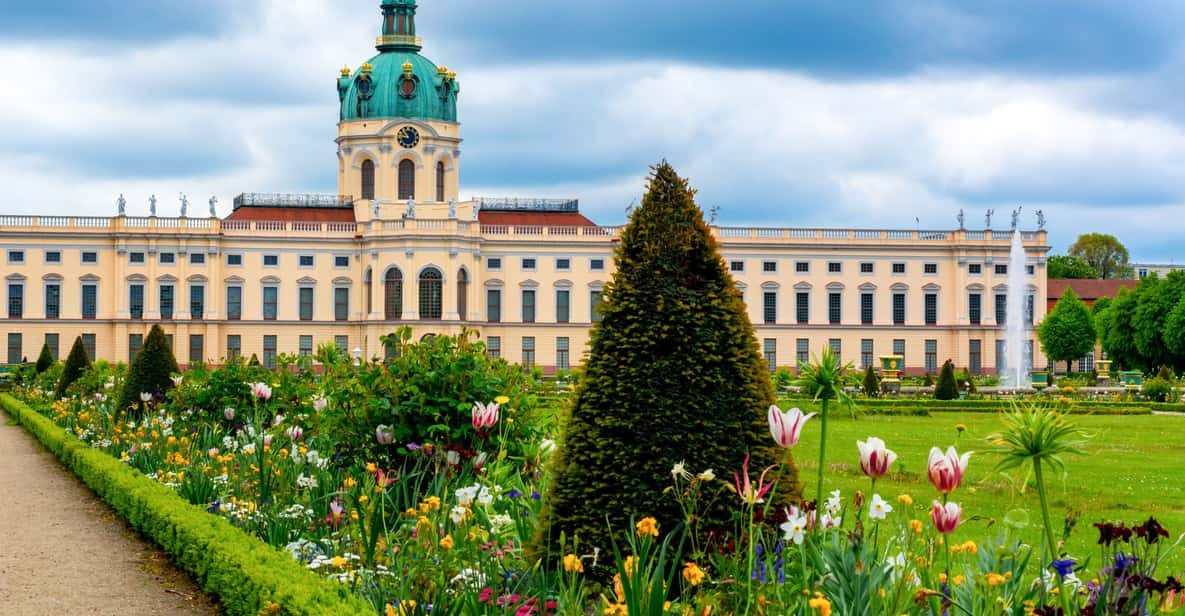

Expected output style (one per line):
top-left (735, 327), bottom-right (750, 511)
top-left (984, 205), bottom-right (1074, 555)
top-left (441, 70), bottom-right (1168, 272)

top-left (396, 126), bottom-right (420, 149)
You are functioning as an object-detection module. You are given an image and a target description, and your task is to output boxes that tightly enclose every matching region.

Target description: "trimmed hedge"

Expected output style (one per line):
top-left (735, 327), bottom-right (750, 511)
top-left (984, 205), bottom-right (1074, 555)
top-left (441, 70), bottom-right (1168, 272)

top-left (0, 394), bottom-right (373, 616)
top-left (775, 397), bottom-right (1163, 416)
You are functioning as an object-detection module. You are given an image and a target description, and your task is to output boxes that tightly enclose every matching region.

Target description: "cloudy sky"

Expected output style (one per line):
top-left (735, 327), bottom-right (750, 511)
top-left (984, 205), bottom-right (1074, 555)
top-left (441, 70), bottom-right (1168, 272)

top-left (3, 1), bottom-right (1185, 261)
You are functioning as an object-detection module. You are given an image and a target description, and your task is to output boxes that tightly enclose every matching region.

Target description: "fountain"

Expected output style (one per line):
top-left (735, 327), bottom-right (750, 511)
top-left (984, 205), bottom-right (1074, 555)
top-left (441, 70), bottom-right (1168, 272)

top-left (1003, 230), bottom-right (1031, 389)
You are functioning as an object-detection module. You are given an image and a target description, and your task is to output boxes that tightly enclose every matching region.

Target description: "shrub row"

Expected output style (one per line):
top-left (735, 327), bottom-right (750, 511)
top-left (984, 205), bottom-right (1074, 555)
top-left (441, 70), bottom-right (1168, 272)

top-left (0, 394), bottom-right (373, 616)
top-left (775, 396), bottom-right (1161, 415)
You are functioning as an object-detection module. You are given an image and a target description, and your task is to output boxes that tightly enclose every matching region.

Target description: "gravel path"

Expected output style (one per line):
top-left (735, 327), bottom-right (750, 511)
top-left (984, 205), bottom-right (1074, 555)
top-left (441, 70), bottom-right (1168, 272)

top-left (0, 408), bottom-right (220, 615)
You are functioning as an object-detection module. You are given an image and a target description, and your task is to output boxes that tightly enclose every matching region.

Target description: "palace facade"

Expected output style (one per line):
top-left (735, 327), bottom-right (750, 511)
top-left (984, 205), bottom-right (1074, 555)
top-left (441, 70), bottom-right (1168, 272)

top-left (0, 0), bottom-right (1049, 375)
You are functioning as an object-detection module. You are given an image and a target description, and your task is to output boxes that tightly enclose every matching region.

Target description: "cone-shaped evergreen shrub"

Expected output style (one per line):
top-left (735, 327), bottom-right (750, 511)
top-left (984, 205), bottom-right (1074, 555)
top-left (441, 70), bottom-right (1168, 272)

top-left (537, 162), bottom-right (795, 562)
top-left (862, 366), bottom-right (880, 397)
top-left (934, 360), bottom-right (959, 400)
top-left (117, 324), bottom-right (179, 413)
top-left (55, 336), bottom-right (91, 399)
top-left (35, 343), bottom-right (54, 374)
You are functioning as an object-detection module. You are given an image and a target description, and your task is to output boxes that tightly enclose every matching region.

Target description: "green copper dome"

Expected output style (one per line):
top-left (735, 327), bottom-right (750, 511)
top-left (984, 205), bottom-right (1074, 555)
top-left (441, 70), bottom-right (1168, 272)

top-left (337, 0), bottom-right (459, 123)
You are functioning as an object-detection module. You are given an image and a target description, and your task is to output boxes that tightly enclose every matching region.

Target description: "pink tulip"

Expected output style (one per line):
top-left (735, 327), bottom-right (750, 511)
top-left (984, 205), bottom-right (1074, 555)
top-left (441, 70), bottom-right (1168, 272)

top-left (251, 382), bottom-right (272, 401)
top-left (375, 424), bottom-right (395, 445)
top-left (927, 446), bottom-right (971, 494)
top-left (224, 407), bottom-right (235, 421)
top-left (768, 405), bottom-right (815, 448)
top-left (263, 434), bottom-right (273, 448)
top-left (931, 500), bottom-right (962, 534)
top-left (857, 437), bottom-right (897, 478)
top-left (285, 426), bottom-right (303, 441)
top-left (732, 453), bottom-right (776, 506)
top-left (312, 396), bottom-right (328, 413)
top-left (471, 402), bottom-right (500, 430)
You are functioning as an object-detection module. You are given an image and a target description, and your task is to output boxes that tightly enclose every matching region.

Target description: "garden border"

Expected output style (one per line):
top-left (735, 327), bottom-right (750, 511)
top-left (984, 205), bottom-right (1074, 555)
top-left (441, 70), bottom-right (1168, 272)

top-left (0, 394), bottom-right (374, 616)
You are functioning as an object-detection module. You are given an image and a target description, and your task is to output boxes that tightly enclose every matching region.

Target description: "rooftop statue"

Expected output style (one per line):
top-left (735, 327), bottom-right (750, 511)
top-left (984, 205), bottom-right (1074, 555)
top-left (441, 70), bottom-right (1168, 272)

top-left (149, 194), bottom-right (157, 217)
top-left (117, 194), bottom-right (126, 216)
top-left (208, 196), bottom-right (218, 218)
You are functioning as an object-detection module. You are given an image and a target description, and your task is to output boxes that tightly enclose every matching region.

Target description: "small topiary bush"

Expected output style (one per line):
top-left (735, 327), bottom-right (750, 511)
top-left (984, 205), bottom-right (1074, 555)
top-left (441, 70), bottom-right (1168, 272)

top-left (934, 360), bottom-right (959, 400)
top-left (117, 324), bottom-right (179, 414)
top-left (35, 343), bottom-right (54, 374)
top-left (55, 336), bottom-right (91, 399)
top-left (862, 365), bottom-right (880, 397)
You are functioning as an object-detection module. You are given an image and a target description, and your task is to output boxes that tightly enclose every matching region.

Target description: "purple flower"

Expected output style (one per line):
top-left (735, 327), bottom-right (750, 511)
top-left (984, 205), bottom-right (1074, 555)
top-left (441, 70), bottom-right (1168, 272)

top-left (506, 489), bottom-right (523, 499)
top-left (406, 442), bottom-right (422, 451)
top-left (530, 491), bottom-right (541, 500)
top-left (1114, 552), bottom-right (1138, 574)
top-left (1051, 558), bottom-right (1076, 579)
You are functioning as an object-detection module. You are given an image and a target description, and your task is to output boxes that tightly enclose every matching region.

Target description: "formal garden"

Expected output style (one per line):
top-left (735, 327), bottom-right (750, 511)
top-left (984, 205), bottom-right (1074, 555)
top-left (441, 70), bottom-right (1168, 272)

top-left (3, 164), bottom-right (1184, 615)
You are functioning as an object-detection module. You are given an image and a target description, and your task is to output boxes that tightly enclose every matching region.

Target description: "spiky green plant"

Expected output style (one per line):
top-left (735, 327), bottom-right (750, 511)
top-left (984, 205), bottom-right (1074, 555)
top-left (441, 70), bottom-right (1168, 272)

top-left (796, 346), bottom-right (854, 523)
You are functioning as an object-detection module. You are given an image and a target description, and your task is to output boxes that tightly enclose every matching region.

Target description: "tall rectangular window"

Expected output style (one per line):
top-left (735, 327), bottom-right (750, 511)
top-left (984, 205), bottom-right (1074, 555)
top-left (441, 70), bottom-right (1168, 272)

top-left (299, 287), bottom-right (314, 321)
top-left (81, 333), bottom-right (96, 362)
top-left (556, 337), bottom-right (570, 370)
top-left (556, 290), bottom-right (570, 323)
top-left (969, 293), bottom-right (982, 325)
top-left (829, 338), bottom-right (842, 361)
top-left (521, 289), bottom-right (536, 323)
top-left (1078, 351), bottom-right (1095, 373)
top-left (159, 285), bottom-right (174, 320)
top-left (44, 333), bottom-right (59, 360)
top-left (995, 293), bottom-right (1006, 324)
top-left (763, 338), bottom-right (776, 372)
top-left (82, 284), bottom-right (98, 319)
top-left (591, 290), bottom-right (604, 323)
top-left (796, 292), bottom-right (809, 324)
top-left (189, 335), bottom-right (204, 364)
top-left (190, 285), bottom-right (204, 320)
top-left (860, 292), bottom-right (873, 325)
top-left (893, 339), bottom-right (905, 367)
top-left (227, 335), bottom-right (241, 361)
top-left (334, 335), bottom-right (349, 353)
top-left (487, 289), bottom-right (501, 322)
top-left (299, 335), bottom-right (313, 357)
top-left (969, 339), bottom-right (982, 374)
top-left (263, 335), bottom-right (277, 369)
top-left (924, 293), bottom-right (937, 325)
top-left (796, 338), bottom-right (810, 367)
top-left (226, 286), bottom-right (242, 320)
top-left (486, 336), bottom-right (501, 359)
top-left (522, 336), bottom-right (535, 368)
top-left (129, 284), bottom-right (144, 319)
top-left (1025, 294), bottom-right (1035, 324)
top-left (45, 284), bottom-right (60, 319)
top-left (892, 293), bottom-right (905, 325)
top-left (828, 292), bottom-right (842, 324)
top-left (334, 287), bottom-right (350, 321)
top-left (8, 284), bottom-right (23, 319)
top-left (263, 286), bottom-right (278, 320)
top-left (763, 291), bottom-right (777, 324)
top-left (925, 339), bottom-right (937, 374)
top-left (861, 339), bottom-right (874, 370)
top-left (7, 333), bottom-right (22, 365)
top-left (126, 334), bottom-right (151, 363)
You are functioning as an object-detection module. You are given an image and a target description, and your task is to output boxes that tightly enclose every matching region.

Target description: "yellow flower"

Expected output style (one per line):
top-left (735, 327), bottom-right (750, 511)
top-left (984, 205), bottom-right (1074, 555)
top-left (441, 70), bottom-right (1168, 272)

top-left (961, 540), bottom-right (978, 554)
top-left (955, 423), bottom-right (968, 433)
top-left (359, 495), bottom-right (370, 504)
top-left (602, 603), bottom-right (627, 616)
top-left (635, 516), bottom-right (659, 538)
top-left (623, 556), bottom-right (638, 577)
top-left (953, 575), bottom-right (965, 585)
top-left (350, 510), bottom-right (359, 522)
top-left (563, 553), bottom-right (584, 573)
top-left (424, 496), bottom-right (441, 511)
top-left (366, 462), bottom-right (377, 473)
top-left (808, 594), bottom-right (832, 616)
top-left (439, 535), bottom-right (454, 550)
top-left (986, 572), bottom-right (1006, 587)
top-left (682, 562), bottom-right (705, 586)
top-left (909, 519), bottom-right (924, 534)
top-left (343, 477), bottom-right (357, 489)
top-left (897, 494), bottom-right (913, 506)
top-left (495, 395), bottom-right (510, 405)
top-left (938, 573), bottom-right (948, 583)
top-left (331, 555), bottom-right (347, 568)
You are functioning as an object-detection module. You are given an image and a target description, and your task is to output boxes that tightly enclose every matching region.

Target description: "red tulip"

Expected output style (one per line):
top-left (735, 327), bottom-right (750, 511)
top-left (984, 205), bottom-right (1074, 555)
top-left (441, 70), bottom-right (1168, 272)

top-left (931, 500), bottom-right (962, 534)
top-left (857, 437), bottom-right (897, 478)
top-left (768, 405), bottom-right (815, 448)
top-left (471, 401), bottom-right (500, 430)
top-left (928, 446), bottom-right (971, 494)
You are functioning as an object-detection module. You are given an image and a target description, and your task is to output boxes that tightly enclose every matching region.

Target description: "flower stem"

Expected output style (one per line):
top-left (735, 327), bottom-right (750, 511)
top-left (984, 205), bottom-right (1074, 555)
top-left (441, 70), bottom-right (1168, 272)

top-left (1033, 460), bottom-right (1073, 615)
top-left (814, 398), bottom-right (829, 537)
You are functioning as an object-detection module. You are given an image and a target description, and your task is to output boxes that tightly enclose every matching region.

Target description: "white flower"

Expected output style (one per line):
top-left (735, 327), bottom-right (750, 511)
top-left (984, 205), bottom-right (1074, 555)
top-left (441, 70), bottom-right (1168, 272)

top-left (297, 474), bottom-right (318, 489)
top-left (869, 494), bottom-right (893, 520)
top-left (450, 568), bottom-right (487, 588)
top-left (476, 485), bottom-right (494, 506)
top-left (780, 509), bottom-right (808, 545)
top-left (671, 461), bottom-right (692, 481)
top-left (140, 392), bottom-right (153, 402)
top-left (455, 485), bottom-right (479, 506)
top-left (312, 396), bottom-right (328, 413)
top-left (170, 375), bottom-right (183, 386)
top-left (242, 443), bottom-right (256, 456)
top-left (825, 489), bottom-right (842, 516)
top-left (883, 553), bottom-right (908, 582)
top-left (539, 438), bottom-right (556, 454)
top-left (251, 382), bottom-right (272, 401)
top-left (449, 506), bottom-right (468, 524)
top-left (698, 469), bottom-right (716, 481)
top-left (488, 514), bottom-right (513, 531)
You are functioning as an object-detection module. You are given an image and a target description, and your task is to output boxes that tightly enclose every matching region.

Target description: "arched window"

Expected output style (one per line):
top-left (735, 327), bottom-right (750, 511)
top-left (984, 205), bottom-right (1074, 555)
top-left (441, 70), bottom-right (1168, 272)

top-left (398, 159), bottom-right (415, 200)
top-left (419, 267), bottom-right (442, 320)
top-left (436, 161), bottom-right (446, 202)
top-left (456, 268), bottom-right (468, 320)
top-left (364, 267), bottom-right (373, 315)
top-left (384, 268), bottom-right (402, 320)
top-left (361, 159), bottom-right (375, 200)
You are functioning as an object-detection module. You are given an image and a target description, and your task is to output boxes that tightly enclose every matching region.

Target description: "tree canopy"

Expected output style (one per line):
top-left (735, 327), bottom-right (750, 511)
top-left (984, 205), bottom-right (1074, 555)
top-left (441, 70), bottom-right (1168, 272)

top-left (1096, 271), bottom-right (1185, 372)
top-left (1038, 286), bottom-right (1097, 373)
top-left (1046, 254), bottom-right (1098, 279)
top-left (1068, 233), bottom-right (1133, 280)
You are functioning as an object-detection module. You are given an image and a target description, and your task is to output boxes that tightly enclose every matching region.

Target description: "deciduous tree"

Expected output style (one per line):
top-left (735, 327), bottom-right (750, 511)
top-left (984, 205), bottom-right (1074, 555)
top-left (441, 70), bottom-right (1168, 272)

top-left (1068, 233), bottom-right (1134, 279)
top-left (1038, 287), bottom-right (1096, 373)
top-left (1046, 254), bottom-right (1098, 279)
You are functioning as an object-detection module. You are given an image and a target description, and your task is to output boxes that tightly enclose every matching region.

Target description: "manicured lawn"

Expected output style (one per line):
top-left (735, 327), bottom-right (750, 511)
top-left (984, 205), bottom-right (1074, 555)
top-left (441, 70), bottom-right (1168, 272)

top-left (786, 408), bottom-right (1185, 573)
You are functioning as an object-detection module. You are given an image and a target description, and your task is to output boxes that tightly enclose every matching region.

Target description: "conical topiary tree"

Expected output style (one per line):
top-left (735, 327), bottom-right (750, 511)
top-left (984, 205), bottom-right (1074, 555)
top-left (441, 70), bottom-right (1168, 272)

top-left (35, 343), bottom-right (54, 374)
top-left (55, 336), bottom-right (91, 399)
top-left (934, 359), bottom-right (959, 400)
top-left (117, 324), bottom-right (179, 414)
top-left (862, 365), bottom-right (880, 397)
top-left (536, 162), bottom-right (794, 562)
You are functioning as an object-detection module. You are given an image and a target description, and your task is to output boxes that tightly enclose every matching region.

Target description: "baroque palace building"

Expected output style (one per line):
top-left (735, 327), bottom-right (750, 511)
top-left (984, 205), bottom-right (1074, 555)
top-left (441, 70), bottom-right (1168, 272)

top-left (0, 0), bottom-right (1048, 375)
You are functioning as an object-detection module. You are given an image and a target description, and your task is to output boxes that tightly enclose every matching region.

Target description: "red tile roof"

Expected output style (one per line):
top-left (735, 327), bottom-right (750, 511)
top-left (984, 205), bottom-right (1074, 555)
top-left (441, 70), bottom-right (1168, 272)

top-left (225, 207), bottom-right (356, 223)
top-left (1047, 278), bottom-right (1137, 310)
top-left (478, 211), bottom-right (599, 227)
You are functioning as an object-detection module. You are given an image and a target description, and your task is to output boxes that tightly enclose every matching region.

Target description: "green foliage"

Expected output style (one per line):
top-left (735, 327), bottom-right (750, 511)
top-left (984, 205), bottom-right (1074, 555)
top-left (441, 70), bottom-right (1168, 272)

top-left (1038, 286), bottom-right (1097, 373)
top-left (1097, 271), bottom-right (1185, 371)
top-left (117, 324), bottom-right (180, 414)
top-left (1046, 254), bottom-right (1098, 279)
top-left (1101, 286), bottom-right (1140, 369)
top-left (862, 365), bottom-right (879, 397)
top-left (1068, 232), bottom-right (1134, 279)
top-left (990, 401), bottom-right (1089, 475)
top-left (0, 394), bottom-right (373, 615)
top-left (772, 367), bottom-right (795, 391)
top-left (539, 163), bottom-right (790, 565)
top-left (934, 360), bottom-right (958, 400)
top-left (923, 373), bottom-right (934, 387)
top-left (35, 343), bottom-right (54, 374)
top-left (55, 336), bottom-right (91, 399)
top-left (1142, 377), bottom-right (1174, 403)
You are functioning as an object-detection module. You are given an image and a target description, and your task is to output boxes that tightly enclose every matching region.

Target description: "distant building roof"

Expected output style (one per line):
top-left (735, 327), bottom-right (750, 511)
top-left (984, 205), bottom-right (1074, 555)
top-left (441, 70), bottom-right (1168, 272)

top-left (1047, 278), bottom-right (1137, 310)
top-left (478, 211), bottom-right (598, 227)
top-left (225, 207), bottom-right (356, 223)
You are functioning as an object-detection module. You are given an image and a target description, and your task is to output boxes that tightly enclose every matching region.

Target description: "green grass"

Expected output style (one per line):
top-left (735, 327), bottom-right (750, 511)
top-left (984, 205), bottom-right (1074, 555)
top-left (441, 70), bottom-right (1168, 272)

top-left (787, 408), bottom-right (1185, 573)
